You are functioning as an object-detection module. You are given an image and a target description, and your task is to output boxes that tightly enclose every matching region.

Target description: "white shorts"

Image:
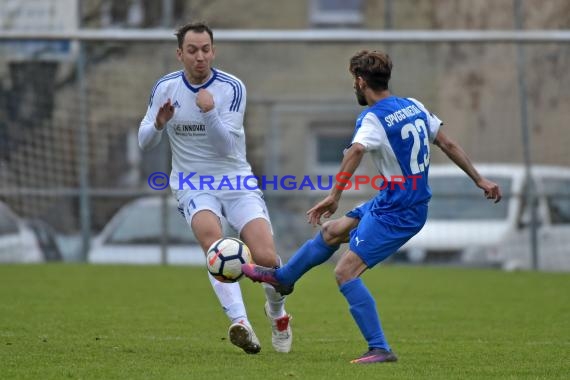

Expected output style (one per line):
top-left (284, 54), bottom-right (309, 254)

top-left (178, 190), bottom-right (273, 235)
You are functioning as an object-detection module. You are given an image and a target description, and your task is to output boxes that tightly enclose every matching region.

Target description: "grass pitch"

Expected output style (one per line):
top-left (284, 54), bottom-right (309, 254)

top-left (0, 264), bottom-right (568, 379)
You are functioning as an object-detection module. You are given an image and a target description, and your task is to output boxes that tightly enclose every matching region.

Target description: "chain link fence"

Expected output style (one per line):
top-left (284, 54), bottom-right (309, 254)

top-left (0, 29), bottom-right (569, 269)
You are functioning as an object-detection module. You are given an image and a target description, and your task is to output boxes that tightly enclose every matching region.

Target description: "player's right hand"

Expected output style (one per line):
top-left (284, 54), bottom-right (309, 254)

top-left (155, 98), bottom-right (175, 130)
top-left (477, 178), bottom-right (502, 203)
top-left (307, 195), bottom-right (339, 226)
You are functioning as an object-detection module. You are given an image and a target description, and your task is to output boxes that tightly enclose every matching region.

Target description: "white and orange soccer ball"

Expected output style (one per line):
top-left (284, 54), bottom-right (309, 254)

top-left (206, 237), bottom-right (253, 282)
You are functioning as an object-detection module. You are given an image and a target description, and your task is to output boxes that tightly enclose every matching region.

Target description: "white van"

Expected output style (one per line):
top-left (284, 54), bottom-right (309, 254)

top-left (399, 164), bottom-right (570, 271)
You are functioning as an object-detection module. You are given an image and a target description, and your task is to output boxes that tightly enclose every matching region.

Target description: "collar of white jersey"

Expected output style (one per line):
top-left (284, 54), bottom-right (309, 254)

top-left (181, 68), bottom-right (218, 93)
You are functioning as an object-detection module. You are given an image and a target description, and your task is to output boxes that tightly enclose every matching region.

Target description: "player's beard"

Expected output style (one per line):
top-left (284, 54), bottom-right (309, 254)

top-left (354, 85), bottom-right (367, 106)
top-left (191, 67), bottom-right (210, 84)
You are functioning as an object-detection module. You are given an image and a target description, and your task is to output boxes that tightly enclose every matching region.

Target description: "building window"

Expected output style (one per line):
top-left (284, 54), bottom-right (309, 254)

top-left (316, 135), bottom-right (349, 165)
top-left (310, 0), bottom-right (364, 27)
top-left (309, 122), bottom-right (353, 174)
top-left (98, 0), bottom-right (185, 28)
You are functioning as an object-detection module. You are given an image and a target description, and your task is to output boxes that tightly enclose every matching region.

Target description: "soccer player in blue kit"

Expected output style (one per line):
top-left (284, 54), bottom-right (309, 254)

top-left (242, 50), bottom-right (502, 364)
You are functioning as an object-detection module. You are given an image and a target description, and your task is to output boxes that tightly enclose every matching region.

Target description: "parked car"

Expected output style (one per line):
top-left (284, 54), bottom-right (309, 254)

top-left (0, 200), bottom-right (58, 263)
top-left (88, 196), bottom-right (234, 265)
top-left (24, 218), bottom-right (63, 262)
top-left (398, 164), bottom-right (570, 271)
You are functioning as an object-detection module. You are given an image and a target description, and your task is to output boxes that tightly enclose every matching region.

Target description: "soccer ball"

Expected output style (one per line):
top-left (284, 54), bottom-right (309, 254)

top-left (206, 237), bottom-right (252, 283)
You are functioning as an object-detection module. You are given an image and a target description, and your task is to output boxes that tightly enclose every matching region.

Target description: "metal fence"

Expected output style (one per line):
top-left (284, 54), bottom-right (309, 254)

top-left (0, 29), bottom-right (569, 270)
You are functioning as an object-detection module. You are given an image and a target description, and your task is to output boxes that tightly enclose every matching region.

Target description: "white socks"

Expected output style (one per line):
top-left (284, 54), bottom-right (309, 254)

top-left (207, 272), bottom-right (250, 325)
top-left (263, 256), bottom-right (286, 318)
top-left (263, 283), bottom-right (287, 318)
top-left (207, 260), bottom-right (287, 324)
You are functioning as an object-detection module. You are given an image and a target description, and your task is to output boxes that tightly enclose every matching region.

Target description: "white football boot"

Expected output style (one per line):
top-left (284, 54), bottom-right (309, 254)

top-left (228, 320), bottom-right (261, 354)
top-left (264, 302), bottom-right (292, 353)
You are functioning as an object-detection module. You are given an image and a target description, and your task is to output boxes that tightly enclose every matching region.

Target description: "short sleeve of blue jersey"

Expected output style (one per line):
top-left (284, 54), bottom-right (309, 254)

top-left (346, 109), bottom-right (371, 150)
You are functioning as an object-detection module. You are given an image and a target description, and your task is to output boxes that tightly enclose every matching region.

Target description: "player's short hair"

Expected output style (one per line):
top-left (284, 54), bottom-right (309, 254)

top-left (349, 50), bottom-right (392, 91)
top-left (175, 22), bottom-right (214, 48)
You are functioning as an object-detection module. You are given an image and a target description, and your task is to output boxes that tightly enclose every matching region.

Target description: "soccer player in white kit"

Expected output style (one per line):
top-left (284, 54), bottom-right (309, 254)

top-left (138, 22), bottom-right (292, 354)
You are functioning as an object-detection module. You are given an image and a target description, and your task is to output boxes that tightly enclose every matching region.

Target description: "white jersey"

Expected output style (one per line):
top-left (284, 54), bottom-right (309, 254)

top-left (139, 68), bottom-right (254, 201)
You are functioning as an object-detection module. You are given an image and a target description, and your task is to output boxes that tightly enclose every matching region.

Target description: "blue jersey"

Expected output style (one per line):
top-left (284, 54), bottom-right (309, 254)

top-left (351, 96), bottom-right (442, 212)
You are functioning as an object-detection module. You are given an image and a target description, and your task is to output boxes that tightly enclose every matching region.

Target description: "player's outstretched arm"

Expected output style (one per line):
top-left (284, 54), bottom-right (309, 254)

top-left (307, 143), bottom-right (366, 225)
top-left (433, 130), bottom-right (502, 203)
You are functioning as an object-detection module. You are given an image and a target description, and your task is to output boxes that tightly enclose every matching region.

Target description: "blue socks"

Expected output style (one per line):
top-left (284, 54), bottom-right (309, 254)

top-left (275, 231), bottom-right (390, 350)
top-left (340, 278), bottom-right (390, 351)
top-left (276, 231), bottom-right (338, 285)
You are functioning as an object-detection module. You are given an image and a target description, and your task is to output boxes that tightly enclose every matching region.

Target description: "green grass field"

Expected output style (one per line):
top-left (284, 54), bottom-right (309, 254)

top-left (0, 264), bottom-right (568, 379)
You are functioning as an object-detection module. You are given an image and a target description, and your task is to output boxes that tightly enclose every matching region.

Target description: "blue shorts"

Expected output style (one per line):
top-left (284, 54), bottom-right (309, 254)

top-left (346, 200), bottom-right (428, 267)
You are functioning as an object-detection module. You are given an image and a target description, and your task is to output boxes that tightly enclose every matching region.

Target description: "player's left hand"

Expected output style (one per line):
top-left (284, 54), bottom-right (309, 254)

top-left (196, 88), bottom-right (215, 112)
top-left (477, 178), bottom-right (502, 203)
top-left (307, 195), bottom-right (339, 226)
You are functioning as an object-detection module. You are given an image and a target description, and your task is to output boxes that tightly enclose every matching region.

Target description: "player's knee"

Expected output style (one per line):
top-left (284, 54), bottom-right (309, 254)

top-left (322, 221), bottom-right (346, 245)
top-left (333, 265), bottom-right (353, 286)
